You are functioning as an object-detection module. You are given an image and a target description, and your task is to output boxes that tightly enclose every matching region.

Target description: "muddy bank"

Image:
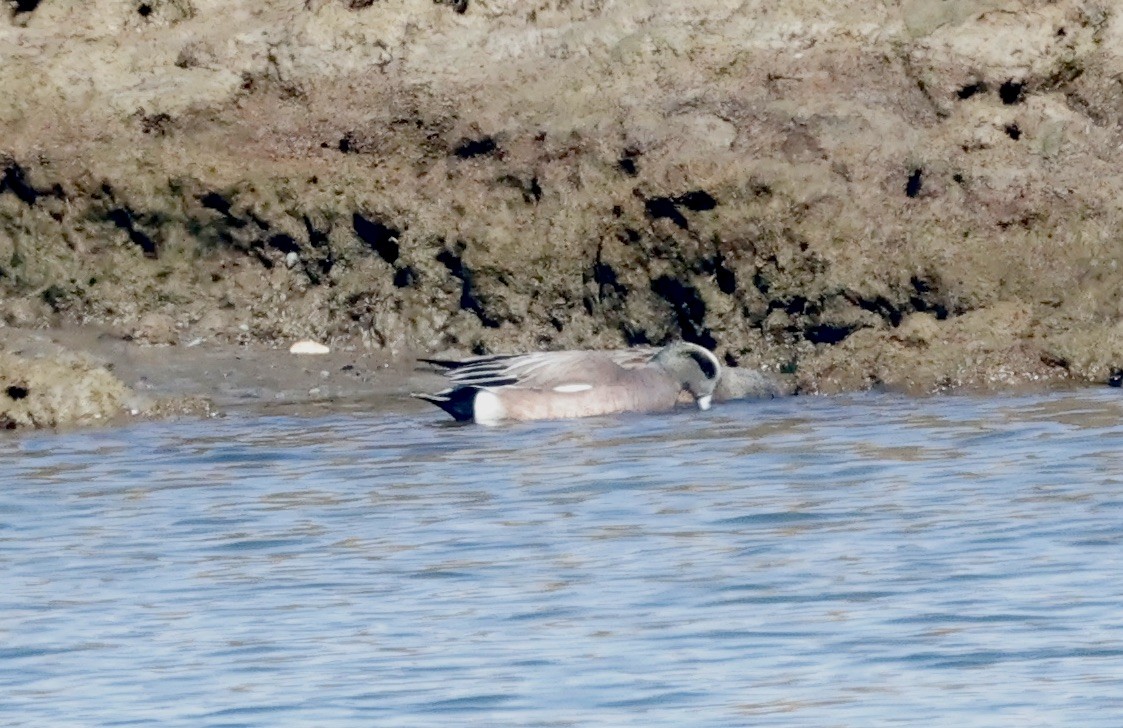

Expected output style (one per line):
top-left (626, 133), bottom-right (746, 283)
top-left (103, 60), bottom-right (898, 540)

top-left (0, 326), bottom-right (792, 430)
top-left (0, 327), bottom-right (410, 428)
top-left (3, 0), bottom-right (1123, 396)
top-left (0, 328), bottom-right (221, 429)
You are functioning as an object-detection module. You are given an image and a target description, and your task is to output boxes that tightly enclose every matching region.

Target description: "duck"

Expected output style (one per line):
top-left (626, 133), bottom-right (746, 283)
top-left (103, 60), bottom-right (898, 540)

top-left (411, 341), bottom-right (722, 424)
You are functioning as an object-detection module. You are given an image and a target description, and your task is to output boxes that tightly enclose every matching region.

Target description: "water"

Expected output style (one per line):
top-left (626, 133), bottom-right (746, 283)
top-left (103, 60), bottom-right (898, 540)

top-left (3, 389), bottom-right (1123, 727)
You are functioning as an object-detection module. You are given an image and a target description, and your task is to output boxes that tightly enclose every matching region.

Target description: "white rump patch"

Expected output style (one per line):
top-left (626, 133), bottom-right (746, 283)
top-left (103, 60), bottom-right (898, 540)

top-left (552, 383), bottom-right (593, 393)
top-left (473, 390), bottom-right (506, 426)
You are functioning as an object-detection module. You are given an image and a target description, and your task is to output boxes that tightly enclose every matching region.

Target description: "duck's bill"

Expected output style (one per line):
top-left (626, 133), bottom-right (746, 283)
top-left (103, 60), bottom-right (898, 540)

top-left (697, 395), bottom-right (712, 411)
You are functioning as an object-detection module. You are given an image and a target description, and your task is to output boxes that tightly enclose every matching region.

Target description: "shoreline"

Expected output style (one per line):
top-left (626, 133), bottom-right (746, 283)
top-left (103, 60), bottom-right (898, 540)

top-left (4, 1), bottom-right (1123, 428)
top-left (0, 324), bottom-right (1104, 432)
top-left (0, 326), bottom-right (438, 429)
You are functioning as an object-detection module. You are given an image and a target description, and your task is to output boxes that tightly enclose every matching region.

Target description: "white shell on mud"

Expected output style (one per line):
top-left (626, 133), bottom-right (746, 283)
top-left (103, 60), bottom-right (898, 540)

top-left (289, 340), bottom-right (330, 355)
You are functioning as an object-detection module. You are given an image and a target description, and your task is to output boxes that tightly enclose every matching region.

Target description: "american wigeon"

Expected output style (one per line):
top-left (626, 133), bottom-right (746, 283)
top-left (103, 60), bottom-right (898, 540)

top-left (412, 342), bottom-right (722, 424)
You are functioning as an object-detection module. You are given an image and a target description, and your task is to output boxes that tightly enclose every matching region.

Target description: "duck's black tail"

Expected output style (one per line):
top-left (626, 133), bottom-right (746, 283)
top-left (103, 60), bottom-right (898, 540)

top-left (410, 387), bottom-right (479, 422)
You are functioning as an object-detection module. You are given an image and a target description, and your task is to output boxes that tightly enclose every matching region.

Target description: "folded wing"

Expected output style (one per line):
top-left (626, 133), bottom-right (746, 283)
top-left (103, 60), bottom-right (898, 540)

top-left (419, 349), bottom-right (657, 390)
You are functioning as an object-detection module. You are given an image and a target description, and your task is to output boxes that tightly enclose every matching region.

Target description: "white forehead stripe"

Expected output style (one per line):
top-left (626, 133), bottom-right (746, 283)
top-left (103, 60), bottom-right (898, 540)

top-left (553, 383), bottom-right (593, 393)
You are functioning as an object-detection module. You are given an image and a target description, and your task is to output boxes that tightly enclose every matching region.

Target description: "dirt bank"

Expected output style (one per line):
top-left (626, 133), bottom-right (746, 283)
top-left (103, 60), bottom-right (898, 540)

top-left (0, 326), bottom-right (790, 429)
top-left (3, 0), bottom-right (1123, 401)
top-left (0, 327), bottom-right (228, 429)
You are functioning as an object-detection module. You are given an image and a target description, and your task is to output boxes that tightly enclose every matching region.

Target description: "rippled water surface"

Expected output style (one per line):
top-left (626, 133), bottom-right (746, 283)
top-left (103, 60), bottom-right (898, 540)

top-left (4, 389), bottom-right (1123, 726)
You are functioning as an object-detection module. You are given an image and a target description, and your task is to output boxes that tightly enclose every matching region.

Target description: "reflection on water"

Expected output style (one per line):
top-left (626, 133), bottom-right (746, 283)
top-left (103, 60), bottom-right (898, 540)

top-left (3, 389), bottom-right (1123, 726)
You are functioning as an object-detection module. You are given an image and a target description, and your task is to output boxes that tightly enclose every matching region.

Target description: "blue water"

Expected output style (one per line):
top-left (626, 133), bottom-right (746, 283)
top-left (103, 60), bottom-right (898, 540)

top-left (3, 389), bottom-right (1123, 726)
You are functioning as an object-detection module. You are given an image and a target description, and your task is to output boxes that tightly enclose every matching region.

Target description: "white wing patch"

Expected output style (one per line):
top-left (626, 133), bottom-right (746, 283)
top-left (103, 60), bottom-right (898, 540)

top-left (553, 383), bottom-right (593, 393)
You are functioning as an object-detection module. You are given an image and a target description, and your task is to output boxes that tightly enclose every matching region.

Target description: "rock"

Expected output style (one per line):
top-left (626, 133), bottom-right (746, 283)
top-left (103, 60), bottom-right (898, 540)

top-left (0, 351), bottom-right (132, 429)
top-left (715, 367), bottom-right (795, 401)
top-left (290, 340), bottom-right (330, 355)
top-left (901, 0), bottom-right (1006, 38)
top-left (797, 306), bottom-right (1068, 395)
top-left (893, 312), bottom-right (941, 346)
top-left (194, 309), bottom-right (230, 336)
top-left (131, 313), bottom-right (178, 346)
top-left (2, 298), bottom-right (53, 328)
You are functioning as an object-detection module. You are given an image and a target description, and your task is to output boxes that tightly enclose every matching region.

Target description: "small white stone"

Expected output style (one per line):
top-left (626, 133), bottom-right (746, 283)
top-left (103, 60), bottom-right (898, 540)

top-left (289, 340), bottom-right (330, 355)
top-left (285, 251), bottom-right (299, 268)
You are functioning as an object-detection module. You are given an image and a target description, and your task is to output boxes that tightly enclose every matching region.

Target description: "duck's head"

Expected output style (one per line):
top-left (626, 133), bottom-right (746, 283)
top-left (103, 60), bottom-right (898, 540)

top-left (653, 342), bottom-right (722, 410)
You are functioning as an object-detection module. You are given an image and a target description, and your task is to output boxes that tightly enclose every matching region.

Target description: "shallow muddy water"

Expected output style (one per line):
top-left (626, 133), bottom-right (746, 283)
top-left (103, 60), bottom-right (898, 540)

top-left (3, 389), bottom-right (1123, 726)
